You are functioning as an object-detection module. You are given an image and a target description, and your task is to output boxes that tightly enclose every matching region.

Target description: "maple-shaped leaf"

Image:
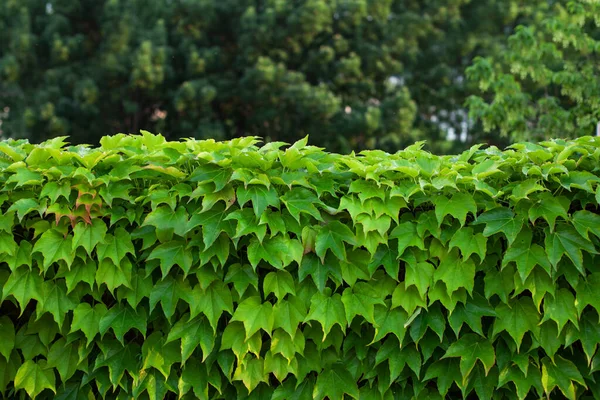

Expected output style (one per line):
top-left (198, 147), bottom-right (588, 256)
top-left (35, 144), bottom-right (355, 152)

top-left (369, 303), bottom-right (407, 343)
top-left (433, 249), bottom-right (475, 296)
top-left (6, 167), bottom-right (43, 187)
top-left (182, 281), bottom-right (233, 331)
top-left (541, 356), bottom-right (587, 400)
top-left (389, 221), bottom-right (425, 257)
top-left (0, 231), bottom-right (17, 257)
top-left (341, 282), bottom-right (385, 325)
top-left (32, 228), bottom-right (75, 272)
top-left (96, 227), bottom-right (135, 267)
top-left (8, 198), bottom-right (45, 222)
top-left (247, 234), bottom-right (303, 270)
top-left (141, 332), bottom-right (181, 379)
top-left (492, 297), bottom-right (540, 351)
top-left (94, 339), bottom-right (141, 388)
top-left (374, 336), bottom-right (419, 386)
top-left (448, 227), bottom-right (487, 262)
top-left (45, 338), bottom-right (80, 383)
top-left (95, 258), bottom-right (132, 293)
top-left (313, 363), bottom-right (359, 400)
top-left (224, 208), bottom-right (267, 241)
top-left (314, 221), bottom-right (356, 262)
top-left (348, 180), bottom-right (386, 204)
top-left (572, 210), bottom-right (600, 241)
top-left (498, 364), bottom-right (543, 400)
top-left (231, 296), bottom-right (274, 338)
top-left (142, 205), bottom-right (188, 242)
top-left (575, 273), bottom-right (600, 316)
top-left (391, 284), bottom-right (426, 316)
top-left (149, 276), bottom-right (188, 320)
top-left (35, 281), bottom-right (77, 326)
top-left (423, 358), bottom-right (462, 397)
top-left (540, 288), bottom-right (578, 334)
top-left (232, 355), bottom-right (268, 392)
top-left (273, 297), bottom-right (306, 338)
top-left (528, 193), bottom-right (569, 232)
top-left (3, 239), bottom-right (32, 272)
top-left (355, 214), bottom-right (391, 236)
top-left (270, 328), bottom-right (304, 363)
top-left (0, 316), bottom-right (15, 361)
top-left (559, 171), bottom-right (600, 193)
top-left (236, 184), bottom-right (280, 217)
top-left (545, 224), bottom-right (597, 274)
top-left (99, 303), bottom-right (147, 344)
top-left (264, 351), bottom-right (298, 383)
top-left (118, 269), bottom-right (154, 309)
top-left (473, 207), bottom-right (524, 245)
top-left (147, 240), bottom-right (193, 278)
top-left (448, 293), bottom-right (496, 336)
top-left (442, 333), bottom-right (495, 383)
top-left (514, 266), bottom-right (555, 311)
top-left (575, 312), bottom-right (600, 364)
top-left (264, 270), bottom-right (296, 301)
top-left (304, 288), bottom-right (346, 340)
top-left (166, 315), bottom-right (215, 364)
top-left (280, 187), bottom-right (324, 223)
top-left (179, 358), bottom-right (210, 399)
top-left (72, 219), bottom-right (107, 256)
top-left (224, 263), bottom-right (259, 298)
top-left (434, 193), bottom-right (477, 227)
top-left (186, 203), bottom-right (236, 248)
top-left (189, 163), bottom-right (232, 191)
top-left (502, 228), bottom-right (551, 281)
top-left (221, 322), bottom-right (262, 361)
top-left (1, 266), bottom-right (44, 311)
top-left (14, 360), bottom-right (56, 399)
top-left (70, 303), bottom-right (107, 346)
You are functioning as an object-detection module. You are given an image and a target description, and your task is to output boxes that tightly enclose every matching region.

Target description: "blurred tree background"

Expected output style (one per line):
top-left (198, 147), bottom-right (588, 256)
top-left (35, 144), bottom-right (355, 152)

top-left (0, 0), bottom-right (598, 153)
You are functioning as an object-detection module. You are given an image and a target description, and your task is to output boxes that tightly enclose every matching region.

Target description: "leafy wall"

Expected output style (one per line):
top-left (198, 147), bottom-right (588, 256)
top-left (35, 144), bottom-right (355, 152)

top-left (0, 132), bottom-right (599, 399)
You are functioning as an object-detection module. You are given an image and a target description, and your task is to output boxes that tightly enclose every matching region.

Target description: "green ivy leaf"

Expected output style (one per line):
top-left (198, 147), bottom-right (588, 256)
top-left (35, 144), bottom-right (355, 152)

top-left (72, 219), bottom-right (107, 256)
top-left (502, 228), bottom-right (551, 281)
top-left (313, 363), bottom-right (359, 400)
top-left (232, 355), bottom-right (267, 392)
top-left (149, 276), bottom-right (187, 320)
top-left (224, 263), bottom-right (258, 298)
top-left (46, 338), bottom-right (80, 382)
top-left (182, 281), bottom-right (233, 331)
top-left (575, 273), bottom-right (600, 316)
top-left (341, 282), bottom-right (385, 325)
top-left (1, 266), bottom-right (44, 311)
top-left (541, 356), bottom-right (587, 400)
top-left (147, 240), bottom-right (193, 278)
top-left (423, 358), bottom-right (462, 397)
top-left (473, 207), bottom-right (524, 245)
top-left (189, 164), bottom-right (232, 191)
top-left (142, 205), bottom-right (188, 242)
top-left (141, 332), bottom-right (181, 379)
top-left (96, 227), bottom-right (135, 267)
top-left (433, 249), bottom-right (475, 296)
top-left (304, 288), bottom-right (346, 340)
top-left (280, 188), bottom-right (324, 223)
top-left (237, 184), bottom-right (280, 217)
top-left (371, 303), bottom-right (408, 344)
top-left (448, 227), bottom-right (487, 262)
top-left (273, 298), bottom-right (306, 338)
top-left (231, 296), bottom-right (274, 338)
top-left (32, 228), bottom-right (75, 272)
top-left (94, 340), bottom-right (141, 388)
top-left (99, 303), bottom-right (147, 344)
top-left (165, 315), bottom-right (214, 364)
top-left (315, 221), bottom-right (356, 263)
top-left (434, 193), bottom-right (477, 227)
top-left (187, 204), bottom-right (236, 248)
top-left (572, 210), bottom-right (600, 241)
top-left (247, 234), bottom-right (303, 270)
top-left (528, 193), bottom-right (568, 232)
top-left (498, 364), bottom-right (543, 400)
top-left (224, 208), bottom-right (267, 242)
top-left (492, 297), bottom-right (540, 351)
top-left (442, 333), bottom-right (495, 382)
top-left (70, 303), bottom-right (107, 346)
top-left (36, 281), bottom-right (77, 326)
top-left (540, 288), bottom-right (578, 334)
top-left (14, 360), bottom-right (56, 399)
top-left (545, 224), bottom-right (597, 274)
top-left (391, 284), bottom-right (426, 316)
top-left (264, 270), bottom-right (296, 302)
top-left (389, 221), bottom-right (425, 257)
top-left (404, 260), bottom-right (435, 299)
top-left (0, 316), bottom-right (15, 361)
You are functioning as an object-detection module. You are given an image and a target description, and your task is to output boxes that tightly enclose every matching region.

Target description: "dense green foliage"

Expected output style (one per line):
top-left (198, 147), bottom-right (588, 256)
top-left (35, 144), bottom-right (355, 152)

top-left (2, 0), bottom-right (578, 153)
top-left (467, 0), bottom-right (600, 141)
top-left (0, 132), bottom-right (599, 399)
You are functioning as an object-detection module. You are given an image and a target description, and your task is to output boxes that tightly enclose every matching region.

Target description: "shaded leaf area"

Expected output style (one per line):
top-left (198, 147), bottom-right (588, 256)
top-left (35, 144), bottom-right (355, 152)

top-left (0, 133), bottom-right (599, 399)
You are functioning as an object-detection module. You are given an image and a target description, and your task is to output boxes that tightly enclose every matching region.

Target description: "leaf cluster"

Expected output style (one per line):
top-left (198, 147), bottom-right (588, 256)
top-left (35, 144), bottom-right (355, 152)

top-left (0, 133), bottom-right (599, 399)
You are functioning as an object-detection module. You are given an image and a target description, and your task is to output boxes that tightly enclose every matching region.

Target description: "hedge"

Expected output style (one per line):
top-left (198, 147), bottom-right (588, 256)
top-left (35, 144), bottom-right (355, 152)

top-left (0, 132), bottom-right (599, 399)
